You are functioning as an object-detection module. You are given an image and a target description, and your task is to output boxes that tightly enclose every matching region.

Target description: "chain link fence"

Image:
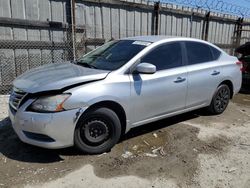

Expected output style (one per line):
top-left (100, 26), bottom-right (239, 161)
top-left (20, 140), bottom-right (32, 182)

top-left (0, 28), bottom-right (70, 94)
top-left (0, 25), bottom-right (105, 94)
top-left (0, 25), bottom-right (246, 94)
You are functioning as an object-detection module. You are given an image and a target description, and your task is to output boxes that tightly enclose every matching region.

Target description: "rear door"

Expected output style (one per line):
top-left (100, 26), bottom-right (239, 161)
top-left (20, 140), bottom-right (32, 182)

top-left (129, 42), bottom-right (188, 125)
top-left (184, 41), bottom-right (223, 108)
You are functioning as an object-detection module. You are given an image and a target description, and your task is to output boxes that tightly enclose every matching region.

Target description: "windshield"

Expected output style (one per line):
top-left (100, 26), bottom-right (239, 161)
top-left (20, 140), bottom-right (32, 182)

top-left (77, 40), bottom-right (151, 70)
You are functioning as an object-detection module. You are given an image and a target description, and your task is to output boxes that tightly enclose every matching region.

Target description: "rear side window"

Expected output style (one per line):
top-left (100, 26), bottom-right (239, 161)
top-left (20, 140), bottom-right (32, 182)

top-left (210, 46), bottom-right (221, 60)
top-left (141, 42), bottom-right (182, 71)
top-left (185, 42), bottom-right (213, 65)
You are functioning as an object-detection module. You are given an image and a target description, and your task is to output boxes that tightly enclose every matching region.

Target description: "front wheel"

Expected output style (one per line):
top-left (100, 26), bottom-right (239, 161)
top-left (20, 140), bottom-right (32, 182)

top-left (207, 84), bottom-right (231, 115)
top-left (74, 107), bottom-right (121, 154)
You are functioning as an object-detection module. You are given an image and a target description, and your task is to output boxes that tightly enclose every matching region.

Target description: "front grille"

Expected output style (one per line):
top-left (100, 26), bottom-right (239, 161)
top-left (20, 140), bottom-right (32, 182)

top-left (9, 87), bottom-right (27, 110)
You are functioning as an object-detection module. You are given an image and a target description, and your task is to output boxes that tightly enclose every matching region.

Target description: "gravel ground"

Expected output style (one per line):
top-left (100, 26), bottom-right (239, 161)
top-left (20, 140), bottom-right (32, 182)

top-left (0, 94), bottom-right (250, 188)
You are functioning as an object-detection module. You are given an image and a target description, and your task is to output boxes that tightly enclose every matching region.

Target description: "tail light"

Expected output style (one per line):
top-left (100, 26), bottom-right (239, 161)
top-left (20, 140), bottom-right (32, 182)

top-left (236, 61), bottom-right (244, 72)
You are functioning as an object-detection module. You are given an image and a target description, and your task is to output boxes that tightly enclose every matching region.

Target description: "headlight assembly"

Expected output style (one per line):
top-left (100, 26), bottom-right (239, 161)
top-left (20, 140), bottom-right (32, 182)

top-left (29, 94), bottom-right (71, 112)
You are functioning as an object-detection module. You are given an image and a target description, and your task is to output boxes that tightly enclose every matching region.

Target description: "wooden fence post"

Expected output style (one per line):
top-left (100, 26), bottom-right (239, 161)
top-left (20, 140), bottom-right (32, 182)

top-left (66, 0), bottom-right (76, 60)
top-left (231, 17), bottom-right (243, 55)
top-left (202, 11), bottom-right (210, 41)
top-left (153, 1), bottom-right (160, 35)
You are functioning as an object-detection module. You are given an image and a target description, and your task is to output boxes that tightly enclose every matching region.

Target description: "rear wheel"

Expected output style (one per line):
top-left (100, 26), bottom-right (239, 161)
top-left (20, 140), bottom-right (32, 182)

top-left (207, 84), bottom-right (231, 115)
top-left (74, 108), bottom-right (121, 154)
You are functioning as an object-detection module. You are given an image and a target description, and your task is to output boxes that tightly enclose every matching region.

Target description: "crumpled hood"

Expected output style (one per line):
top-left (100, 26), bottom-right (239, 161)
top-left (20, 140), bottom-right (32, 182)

top-left (13, 62), bottom-right (110, 93)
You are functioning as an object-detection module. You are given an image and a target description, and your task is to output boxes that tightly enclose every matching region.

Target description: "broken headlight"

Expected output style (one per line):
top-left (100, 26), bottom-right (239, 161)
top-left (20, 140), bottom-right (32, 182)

top-left (29, 94), bottom-right (71, 112)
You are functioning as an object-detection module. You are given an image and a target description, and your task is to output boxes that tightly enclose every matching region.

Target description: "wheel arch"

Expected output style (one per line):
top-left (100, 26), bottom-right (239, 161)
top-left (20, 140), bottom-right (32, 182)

top-left (219, 80), bottom-right (234, 98)
top-left (81, 100), bottom-right (127, 135)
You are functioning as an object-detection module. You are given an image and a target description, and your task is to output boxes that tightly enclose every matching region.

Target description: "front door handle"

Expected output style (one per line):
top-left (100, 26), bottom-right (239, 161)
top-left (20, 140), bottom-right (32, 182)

top-left (211, 70), bottom-right (220, 76)
top-left (174, 77), bottom-right (186, 83)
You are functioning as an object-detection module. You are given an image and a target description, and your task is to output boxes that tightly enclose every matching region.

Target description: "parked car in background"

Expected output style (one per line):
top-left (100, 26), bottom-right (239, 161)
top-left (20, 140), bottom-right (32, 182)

top-left (235, 42), bottom-right (250, 89)
top-left (9, 36), bottom-right (242, 154)
top-left (240, 56), bottom-right (250, 88)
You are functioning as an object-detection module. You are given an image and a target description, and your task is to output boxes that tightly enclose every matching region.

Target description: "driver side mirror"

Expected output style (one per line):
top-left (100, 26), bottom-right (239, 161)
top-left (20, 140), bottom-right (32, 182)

top-left (135, 63), bottom-right (156, 74)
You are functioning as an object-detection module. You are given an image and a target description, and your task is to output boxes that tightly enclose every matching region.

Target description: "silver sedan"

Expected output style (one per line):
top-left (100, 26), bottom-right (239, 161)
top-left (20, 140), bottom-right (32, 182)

top-left (9, 36), bottom-right (242, 154)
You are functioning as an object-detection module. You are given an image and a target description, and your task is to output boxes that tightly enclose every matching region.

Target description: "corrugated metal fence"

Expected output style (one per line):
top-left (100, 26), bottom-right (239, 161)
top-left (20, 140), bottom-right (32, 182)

top-left (77, 0), bottom-right (250, 53)
top-left (0, 0), bottom-right (250, 93)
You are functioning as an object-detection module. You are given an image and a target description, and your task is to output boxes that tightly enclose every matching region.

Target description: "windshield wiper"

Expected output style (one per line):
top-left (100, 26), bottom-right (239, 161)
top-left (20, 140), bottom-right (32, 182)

top-left (74, 61), bottom-right (98, 69)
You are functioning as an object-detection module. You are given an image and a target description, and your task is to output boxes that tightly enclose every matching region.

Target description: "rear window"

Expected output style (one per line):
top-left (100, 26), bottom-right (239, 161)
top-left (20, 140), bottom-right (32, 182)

top-left (210, 46), bottom-right (221, 60)
top-left (240, 55), bottom-right (250, 62)
top-left (185, 42), bottom-right (214, 65)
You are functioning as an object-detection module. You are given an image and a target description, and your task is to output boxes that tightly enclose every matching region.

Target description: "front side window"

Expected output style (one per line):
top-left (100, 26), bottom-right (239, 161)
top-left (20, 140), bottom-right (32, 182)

top-left (77, 40), bottom-right (150, 70)
top-left (185, 41), bottom-right (213, 65)
top-left (140, 42), bottom-right (182, 71)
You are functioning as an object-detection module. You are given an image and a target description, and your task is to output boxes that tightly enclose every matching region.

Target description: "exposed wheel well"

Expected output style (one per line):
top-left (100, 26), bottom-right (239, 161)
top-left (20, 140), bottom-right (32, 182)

top-left (220, 80), bottom-right (234, 98)
top-left (83, 101), bottom-right (127, 135)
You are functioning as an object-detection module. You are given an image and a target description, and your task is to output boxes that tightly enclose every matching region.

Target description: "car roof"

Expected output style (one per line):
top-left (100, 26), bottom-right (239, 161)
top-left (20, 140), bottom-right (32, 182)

top-left (122, 35), bottom-right (223, 53)
top-left (123, 35), bottom-right (205, 43)
top-left (123, 35), bottom-right (176, 43)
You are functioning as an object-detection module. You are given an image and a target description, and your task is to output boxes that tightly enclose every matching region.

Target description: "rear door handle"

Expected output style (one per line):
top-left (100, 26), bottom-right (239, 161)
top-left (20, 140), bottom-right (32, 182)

top-left (174, 77), bottom-right (186, 83)
top-left (211, 70), bottom-right (220, 76)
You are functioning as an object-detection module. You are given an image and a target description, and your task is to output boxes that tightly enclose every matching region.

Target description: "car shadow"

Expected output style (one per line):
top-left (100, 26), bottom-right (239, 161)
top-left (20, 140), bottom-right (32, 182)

top-left (122, 111), bottom-right (200, 141)
top-left (0, 110), bottom-right (202, 163)
top-left (0, 117), bottom-right (79, 163)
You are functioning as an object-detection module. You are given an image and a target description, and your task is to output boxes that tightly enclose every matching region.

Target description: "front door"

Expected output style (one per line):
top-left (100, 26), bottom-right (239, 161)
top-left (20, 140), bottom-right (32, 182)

top-left (129, 42), bottom-right (188, 126)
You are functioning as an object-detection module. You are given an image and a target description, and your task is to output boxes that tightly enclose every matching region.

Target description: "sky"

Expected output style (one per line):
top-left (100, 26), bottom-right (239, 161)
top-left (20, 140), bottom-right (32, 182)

top-left (154, 0), bottom-right (250, 17)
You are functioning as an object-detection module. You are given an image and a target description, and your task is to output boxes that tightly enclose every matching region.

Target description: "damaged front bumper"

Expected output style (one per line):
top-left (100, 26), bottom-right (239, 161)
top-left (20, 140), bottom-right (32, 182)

top-left (9, 99), bottom-right (88, 149)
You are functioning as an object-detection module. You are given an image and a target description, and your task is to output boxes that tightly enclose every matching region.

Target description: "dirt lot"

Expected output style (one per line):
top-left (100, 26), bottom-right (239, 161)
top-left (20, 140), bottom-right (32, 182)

top-left (0, 93), bottom-right (250, 188)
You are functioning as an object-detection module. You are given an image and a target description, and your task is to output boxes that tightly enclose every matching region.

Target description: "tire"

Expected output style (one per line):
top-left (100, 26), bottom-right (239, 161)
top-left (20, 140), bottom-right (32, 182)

top-left (207, 84), bottom-right (231, 115)
top-left (74, 107), bottom-right (121, 154)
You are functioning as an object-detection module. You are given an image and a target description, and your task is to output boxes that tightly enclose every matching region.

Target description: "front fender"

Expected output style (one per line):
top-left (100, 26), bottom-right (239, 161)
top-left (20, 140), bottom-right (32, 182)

top-left (62, 78), bottom-right (131, 128)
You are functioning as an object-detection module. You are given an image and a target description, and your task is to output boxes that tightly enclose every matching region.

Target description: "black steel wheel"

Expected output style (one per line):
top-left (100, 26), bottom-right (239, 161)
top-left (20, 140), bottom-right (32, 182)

top-left (80, 119), bottom-right (110, 146)
top-left (74, 107), bottom-right (121, 154)
top-left (207, 84), bottom-right (231, 115)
